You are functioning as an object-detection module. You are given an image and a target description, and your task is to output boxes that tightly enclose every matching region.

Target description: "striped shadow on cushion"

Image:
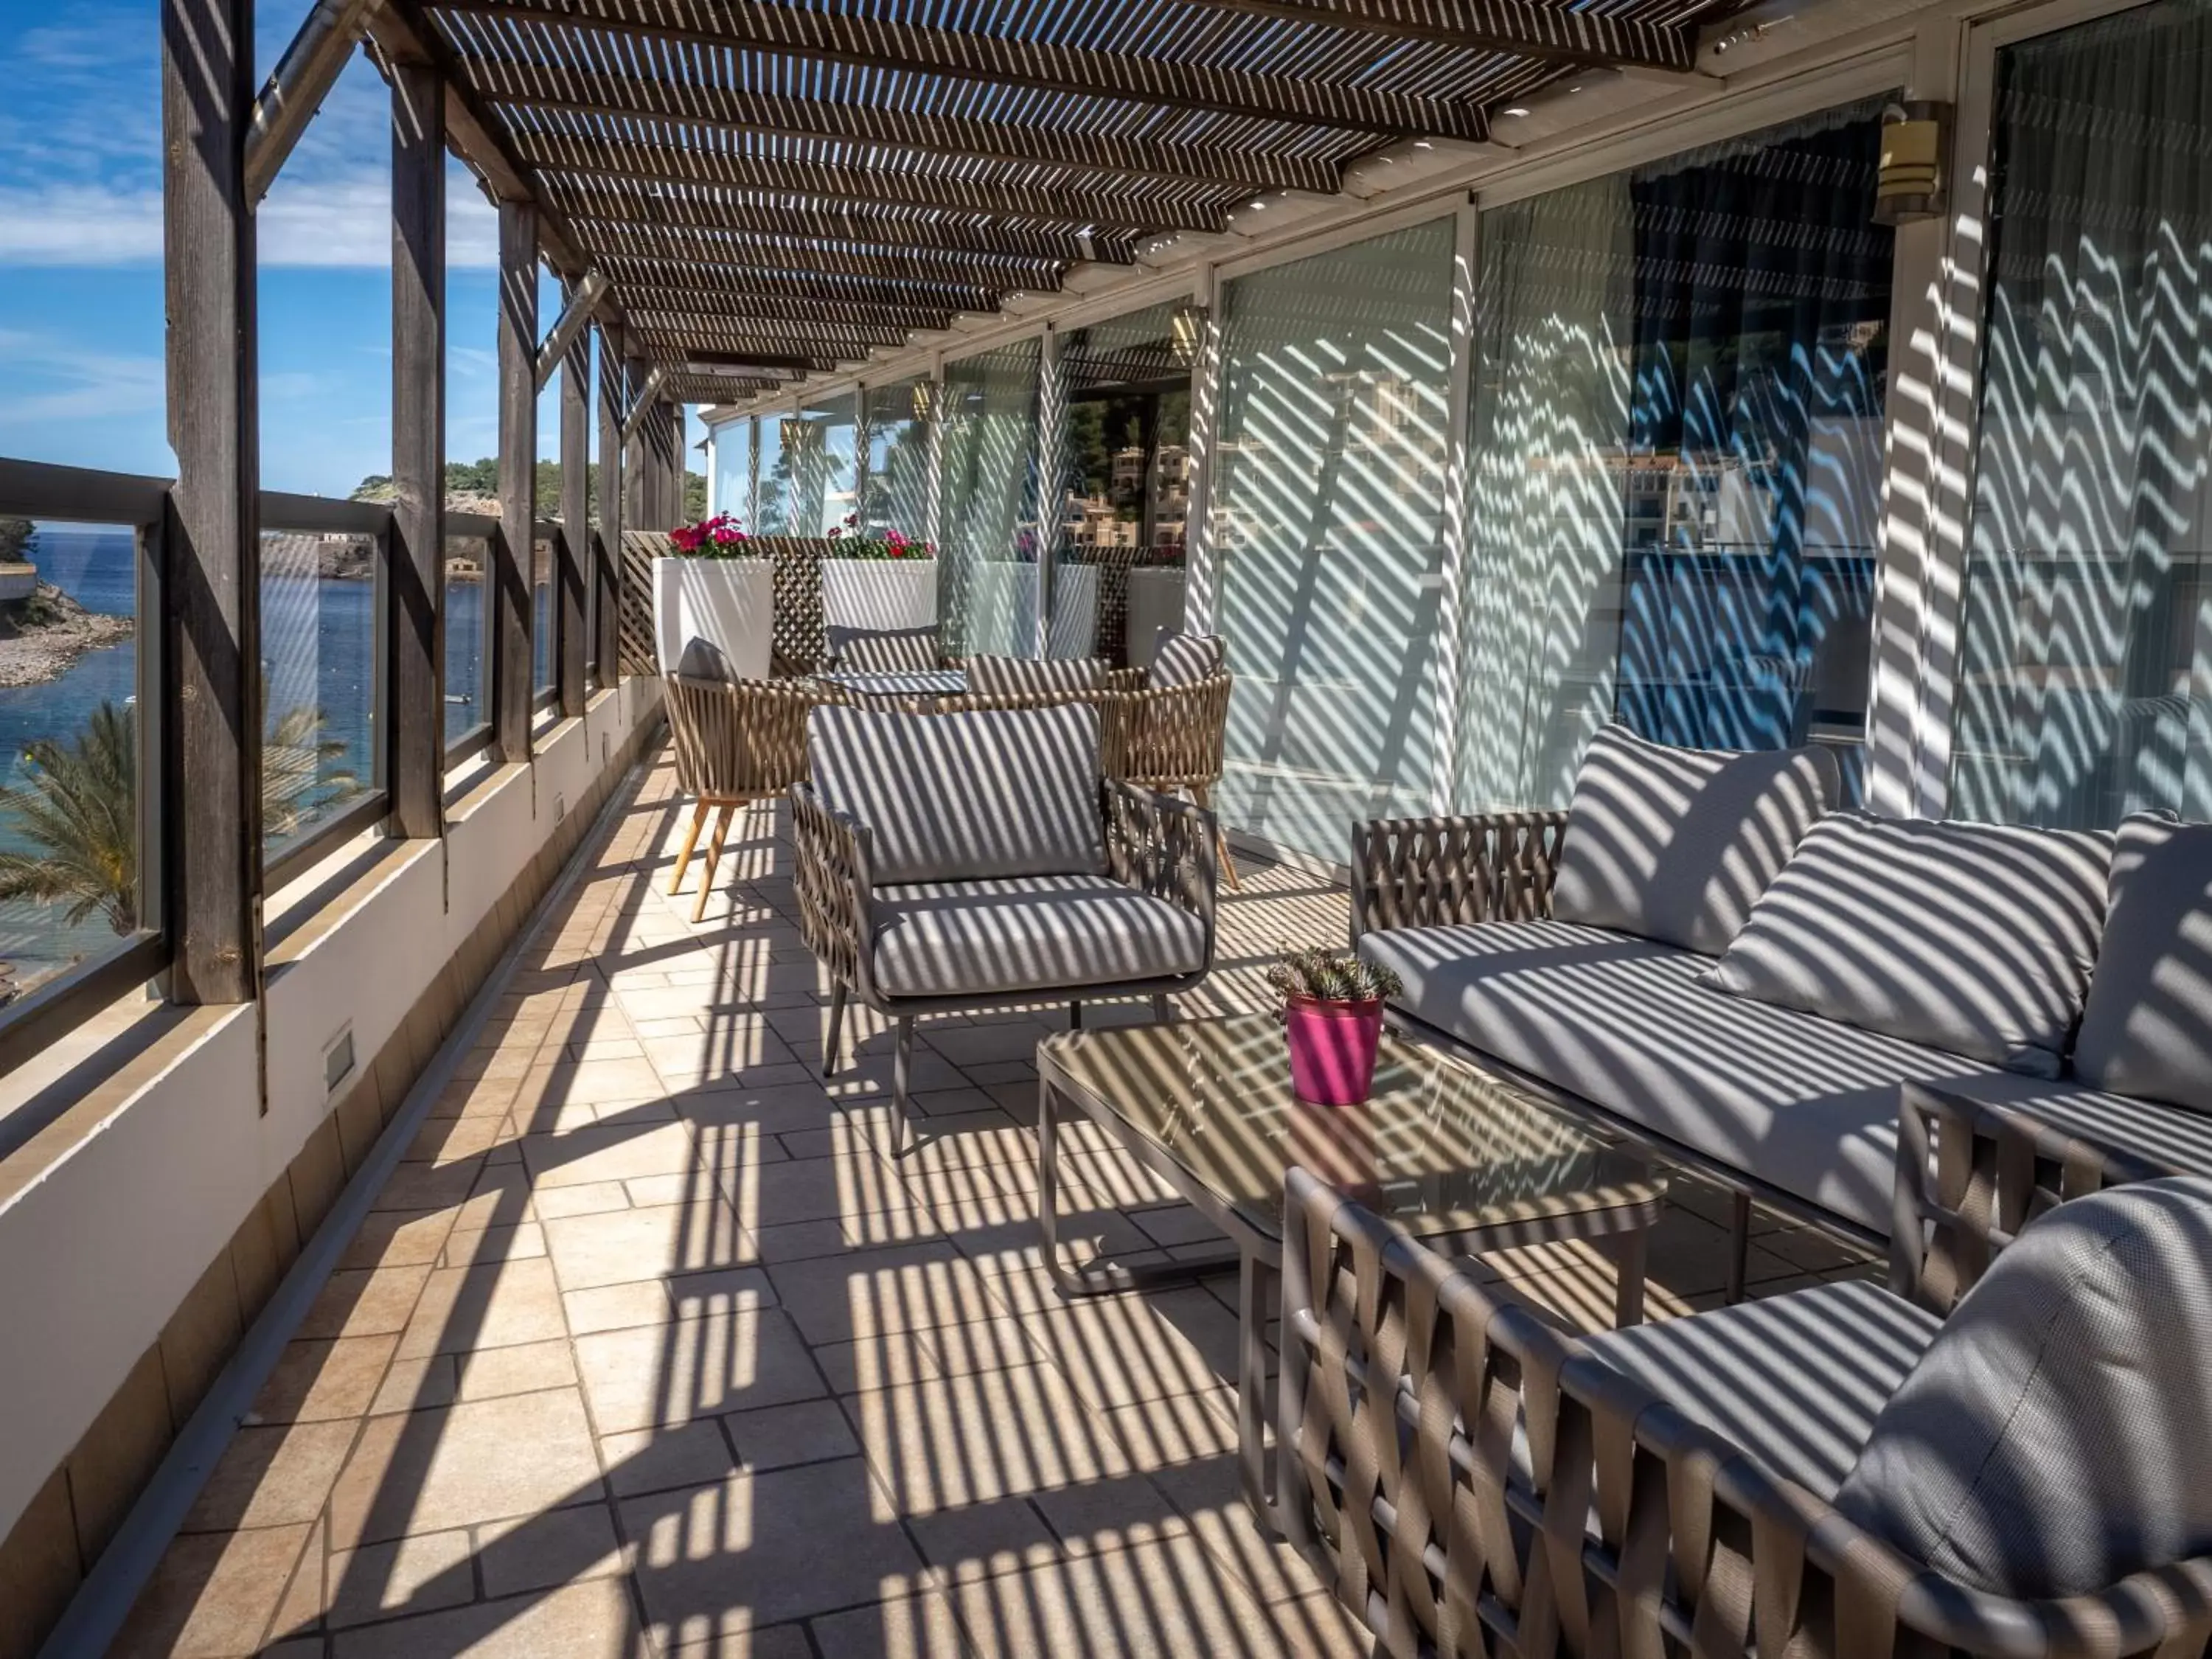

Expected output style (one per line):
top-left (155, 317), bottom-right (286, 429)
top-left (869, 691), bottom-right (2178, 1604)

top-left (1148, 632), bottom-right (1225, 688)
top-left (966, 654), bottom-right (1109, 697)
top-left (827, 623), bottom-right (939, 674)
top-left (807, 702), bottom-right (1105, 884)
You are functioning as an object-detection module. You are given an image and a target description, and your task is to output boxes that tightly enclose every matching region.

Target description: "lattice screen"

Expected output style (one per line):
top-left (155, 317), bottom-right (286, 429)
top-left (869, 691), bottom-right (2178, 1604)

top-left (616, 534), bottom-right (839, 680)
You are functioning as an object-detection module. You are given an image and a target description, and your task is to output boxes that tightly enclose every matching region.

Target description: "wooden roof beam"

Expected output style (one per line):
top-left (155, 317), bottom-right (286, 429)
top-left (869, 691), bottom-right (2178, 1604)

top-left (462, 62), bottom-right (1340, 195)
top-left (626, 316), bottom-right (928, 350)
top-left (594, 287), bottom-right (957, 331)
top-left (596, 257), bottom-right (1001, 314)
top-left (1171, 0), bottom-right (1697, 74)
top-left (510, 134), bottom-right (1234, 234)
top-left (431, 0), bottom-right (1487, 139)
top-left (574, 220), bottom-right (1066, 288)
top-left (545, 181), bottom-right (1135, 265)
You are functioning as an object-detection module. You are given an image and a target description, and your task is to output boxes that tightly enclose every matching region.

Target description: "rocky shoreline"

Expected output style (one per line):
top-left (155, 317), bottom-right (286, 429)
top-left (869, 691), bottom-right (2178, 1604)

top-left (0, 583), bottom-right (135, 689)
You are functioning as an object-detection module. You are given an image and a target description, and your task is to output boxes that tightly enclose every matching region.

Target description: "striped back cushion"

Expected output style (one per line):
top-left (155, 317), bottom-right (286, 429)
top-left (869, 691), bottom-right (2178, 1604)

top-left (1149, 633), bottom-right (1225, 687)
top-left (828, 624), bottom-right (939, 674)
top-left (808, 703), bottom-right (1105, 883)
top-left (966, 654), bottom-right (1110, 697)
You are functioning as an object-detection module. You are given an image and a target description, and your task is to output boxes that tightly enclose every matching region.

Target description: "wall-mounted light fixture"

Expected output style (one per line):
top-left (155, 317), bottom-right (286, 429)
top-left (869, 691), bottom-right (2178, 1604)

top-left (1874, 100), bottom-right (1952, 225)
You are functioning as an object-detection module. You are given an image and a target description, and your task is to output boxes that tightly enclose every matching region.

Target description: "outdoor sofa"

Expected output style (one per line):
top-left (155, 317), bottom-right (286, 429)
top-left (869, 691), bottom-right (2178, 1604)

top-left (790, 700), bottom-right (1218, 1146)
top-left (1279, 1161), bottom-right (2212, 1658)
top-left (1352, 723), bottom-right (2212, 1298)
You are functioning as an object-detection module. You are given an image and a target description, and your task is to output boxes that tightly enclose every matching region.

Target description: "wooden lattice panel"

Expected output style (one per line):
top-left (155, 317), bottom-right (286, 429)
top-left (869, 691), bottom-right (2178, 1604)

top-left (619, 530), bottom-right (667, 678)
top-left (618, 533), bottom-right (841, 680)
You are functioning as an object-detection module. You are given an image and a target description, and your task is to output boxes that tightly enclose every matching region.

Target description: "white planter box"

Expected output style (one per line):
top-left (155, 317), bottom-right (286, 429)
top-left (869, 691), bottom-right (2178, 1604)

top-left (821, 558), bottom-right (939, 633)
top-left (653, 557), bottom-right (775, 679)
top-left (965, 563), bottom-right (1100, 658)
top-left (1124, 568), bottom-right (1188, 671)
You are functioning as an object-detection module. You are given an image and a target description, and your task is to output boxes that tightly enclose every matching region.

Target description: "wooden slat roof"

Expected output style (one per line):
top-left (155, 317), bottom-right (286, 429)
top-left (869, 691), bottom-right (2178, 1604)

top-left (394, 0), bottom-right (1748, 383)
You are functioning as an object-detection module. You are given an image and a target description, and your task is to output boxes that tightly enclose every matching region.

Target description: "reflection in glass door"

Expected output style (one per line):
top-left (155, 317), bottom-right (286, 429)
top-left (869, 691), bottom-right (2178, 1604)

top-left (1455, 100), bottom-right (1893, 811)
top-left (1208, 218), bottom-right (1456, 859)
top-left (1950, 0), bottom-right (2212, 828)
top-left (939, 339), bottom-right (1043, 658)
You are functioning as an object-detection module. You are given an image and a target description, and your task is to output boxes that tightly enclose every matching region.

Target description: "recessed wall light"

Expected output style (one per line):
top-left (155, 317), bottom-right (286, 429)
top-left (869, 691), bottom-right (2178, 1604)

top-left (1500, 105), bottom-right (1531, 117)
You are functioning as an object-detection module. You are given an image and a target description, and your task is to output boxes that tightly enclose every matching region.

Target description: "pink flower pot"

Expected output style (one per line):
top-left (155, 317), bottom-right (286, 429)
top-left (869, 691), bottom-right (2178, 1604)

top-left (1284, 996), bottom-right (1385, 1105)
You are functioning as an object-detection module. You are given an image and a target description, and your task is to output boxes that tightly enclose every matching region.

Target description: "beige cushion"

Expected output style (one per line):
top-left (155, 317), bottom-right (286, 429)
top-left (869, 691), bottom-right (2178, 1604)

top-left (2073, 815), bottom-right (2212, 1113)
top-left (1550, 724), bottom-right (1839, 956)
top-left (1699, 811), bottom-right (2113, 1077)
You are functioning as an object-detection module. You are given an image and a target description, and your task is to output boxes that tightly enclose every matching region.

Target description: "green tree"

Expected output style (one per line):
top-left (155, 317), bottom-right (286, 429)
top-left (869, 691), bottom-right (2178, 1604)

top-left (0, 701), bottom-right (139, 933)
top-left (0, 517), bottom-right (41, 563)
top-left (684, 470), bottom-right (709, 522)
top-left (0, 701), bottom-right (361, 936)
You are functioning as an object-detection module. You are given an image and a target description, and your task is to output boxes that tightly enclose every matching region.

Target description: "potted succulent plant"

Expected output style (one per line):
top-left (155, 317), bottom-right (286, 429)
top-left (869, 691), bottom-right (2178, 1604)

top-left (653, 512), bottom-right (776, 678)
top-left (820, 515), bottom-right (939, 634)
top-left (1266, 947), bottom-right (1404, 1106)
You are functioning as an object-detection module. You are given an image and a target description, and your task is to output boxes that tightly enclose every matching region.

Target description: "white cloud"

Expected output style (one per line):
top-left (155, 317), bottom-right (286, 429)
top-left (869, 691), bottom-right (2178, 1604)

top-left (0, 328), bottom-right (164, 423)
top-left (0, 175), bottom-right (499, 269)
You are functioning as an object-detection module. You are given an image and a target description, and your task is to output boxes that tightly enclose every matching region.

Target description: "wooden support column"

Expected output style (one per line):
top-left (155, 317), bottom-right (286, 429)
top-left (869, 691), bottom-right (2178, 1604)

top-left (622, 355), bottom-right (650, 533)
top-left (557, 276), bottom-right (588, 718)
top-left (493, 198), bottom-right (537, 763)
top-left (595, 319), bottom-right (624, 684)
top-left (161, 0), bottom-right (262, 1004)
top-left (389, 55), bottom-right (444, 833)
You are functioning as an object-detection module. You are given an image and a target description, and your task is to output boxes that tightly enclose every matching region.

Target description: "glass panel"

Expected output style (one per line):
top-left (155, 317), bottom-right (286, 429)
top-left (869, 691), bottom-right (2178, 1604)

top-left (1056, 300), bottom-right (1194, 666)
top-left (445, 526), bottom-right (490, 747)
top-left (1455, 100), bottom-right (1893, 812)
top-left (0, 517), bottom-right (150, 995)
top-left (712, 419), bottom-right (753, 523)
top-left (786, 392), bottom-right (860, 537)
top-left (1951, 1), bottom-right (2212, 827)
top-left (532, 532), bottom-right (555, 698)
top-left (754, 414), bottom-right (790, 535)
top-left (1209, 219), bottom-right (1455, 858)
top-left (861, 379), bottom-right (931, 540)
top-left (261, 525), bottom-right (375, 855)
top-left (939, 339), bottom-right (1043, 658)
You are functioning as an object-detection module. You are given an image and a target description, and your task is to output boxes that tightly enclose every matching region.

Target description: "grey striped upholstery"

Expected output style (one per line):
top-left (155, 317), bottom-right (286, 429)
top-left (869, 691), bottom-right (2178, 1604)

top-left (965, 654), bottom-right (1109, 696)
top-left (1147, 632), bottom-right (1225, 688)
top-left (807, 703), bottom-right (1104, 884)
top-left (827, 624), bottom-right (940, 674)
top-left (2073, 815), bottom-right (2212, 1113)
top-left (871, 875), bottom-right (1206, 997)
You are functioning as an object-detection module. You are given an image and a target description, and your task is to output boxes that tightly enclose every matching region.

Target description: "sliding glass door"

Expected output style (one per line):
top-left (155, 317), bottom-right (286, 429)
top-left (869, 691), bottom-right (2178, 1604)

top-left (939, 339), bottom-right (1043, 658)
top-left (1950, 0), bottom-right (2212, 827)
top-left (1208, 218), bottom-right (1457, 859)
top-left (1454, 100), bottom-right (1894, 810)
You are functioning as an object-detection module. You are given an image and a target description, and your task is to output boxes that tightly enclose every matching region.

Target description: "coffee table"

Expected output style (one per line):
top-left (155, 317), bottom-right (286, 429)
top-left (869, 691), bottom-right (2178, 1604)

top-left (1036, 1014), bottom-right (1668, 1520)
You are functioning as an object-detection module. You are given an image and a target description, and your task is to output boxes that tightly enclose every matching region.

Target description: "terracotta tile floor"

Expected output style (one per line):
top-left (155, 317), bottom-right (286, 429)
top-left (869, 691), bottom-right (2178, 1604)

top-left (111, 751), bottom-right (1879, 1658)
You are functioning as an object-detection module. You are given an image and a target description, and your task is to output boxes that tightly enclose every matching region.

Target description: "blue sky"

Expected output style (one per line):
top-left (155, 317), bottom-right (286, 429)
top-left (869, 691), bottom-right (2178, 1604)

top-left (1, 0), bottom-right (674, 498)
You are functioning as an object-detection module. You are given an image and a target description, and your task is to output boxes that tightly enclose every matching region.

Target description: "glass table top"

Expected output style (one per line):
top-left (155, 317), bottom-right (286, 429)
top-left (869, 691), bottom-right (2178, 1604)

top-left (1045, 1015), bottom-right (1663, 1241)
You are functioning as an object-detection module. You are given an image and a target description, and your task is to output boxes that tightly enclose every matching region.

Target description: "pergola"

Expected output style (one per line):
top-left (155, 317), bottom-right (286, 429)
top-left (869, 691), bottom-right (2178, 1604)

top-left (150, 0), bottom-right (1744, 1014)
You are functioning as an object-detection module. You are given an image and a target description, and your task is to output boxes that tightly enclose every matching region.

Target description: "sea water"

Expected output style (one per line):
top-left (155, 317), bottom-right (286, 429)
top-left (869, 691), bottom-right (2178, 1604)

top-left (0, 526), bottom-right (489, 992)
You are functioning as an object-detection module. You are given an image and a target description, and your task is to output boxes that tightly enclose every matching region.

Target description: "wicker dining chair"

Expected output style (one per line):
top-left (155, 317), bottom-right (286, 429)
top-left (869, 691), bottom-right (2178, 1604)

top-left (664, 674), bottom-right (827, 922)
top-left (1120, 669), bottom-right (1239, 891)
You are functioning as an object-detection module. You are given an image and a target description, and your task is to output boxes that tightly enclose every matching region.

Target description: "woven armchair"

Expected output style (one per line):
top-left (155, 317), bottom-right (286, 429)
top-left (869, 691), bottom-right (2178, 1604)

top-left (1350, 807), bottom-right (1571, 936)
top-left (790, 700), bottom-right (1218, 1149)
top-left (1280, 1165), bottom-right (2212, 1659)
top-left (664, 674), bottom-right (828, 922)
top-left (1119, 669), bottom-right (1239, 890)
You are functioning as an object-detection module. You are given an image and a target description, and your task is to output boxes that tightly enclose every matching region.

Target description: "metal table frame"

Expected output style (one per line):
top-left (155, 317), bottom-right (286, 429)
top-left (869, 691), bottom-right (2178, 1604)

top-left (1036, 1023), bottom-right (1666, 1526)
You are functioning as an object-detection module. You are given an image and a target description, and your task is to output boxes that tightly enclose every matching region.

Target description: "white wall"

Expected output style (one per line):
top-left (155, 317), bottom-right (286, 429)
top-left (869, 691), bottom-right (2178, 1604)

top-left (0, 679), bottom-right (660, 1543)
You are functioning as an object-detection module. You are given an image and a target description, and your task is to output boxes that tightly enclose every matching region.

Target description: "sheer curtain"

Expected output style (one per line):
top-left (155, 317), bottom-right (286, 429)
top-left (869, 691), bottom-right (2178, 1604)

top-left (1952, 0), bottom-right (2212, 828)
top-left (1454, 101), bottom-right (1893, 810)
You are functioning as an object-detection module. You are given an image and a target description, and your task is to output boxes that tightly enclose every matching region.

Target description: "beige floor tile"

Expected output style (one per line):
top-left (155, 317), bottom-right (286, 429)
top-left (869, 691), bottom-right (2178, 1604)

top-left (621, 1460), bottom-right (928, 1632)
top-left (330, 1577), bottom-right (641, 1659)
top-left (369, 1356), bottom-right (458, 1417)
top-left (521, 1120), bottom-right (704, 1189)
top-left (522, 1055), bottom-right (669, 1109)
top-left (372, 1160), bottom-right (490, 1214)
top-left (574, 1306), bottom-right (824, 1433)
top-left (723, 1150), bottom-right (913, 1233)
top-left (810, 1329), bottom-right (944, 1397)
top-left (293, 1265), bottom-right (432, 1343)
top-left (720, 1398), bottom-right (858, 1472)
top-left (563, 1279), bottom-right (678, 1337)
top-left (182, 1421), bottom-right (361, 1534)
top-left (111, 1523), bottom-right (315, 1659)
top-left (544, 1201), bottom-right (754, 1291)
top-left (599, 1422), bottom-right (742, 1499)
top-left (844, 1362), bottom-right (1135, 1516)
top-left (529, 1180), bottom-right (634, 1220)
top-left (405, 1113), bottom-right (514, 1166)
top-left (438, 1220), bottom-right (548, 1269)
top-left (324, 1527), bottom-right (476, 1629)
top-left (327, 1388), bottom-right (605, 1548)
top-left (804, 1593), bottom-right (970, 1659)
top-left (1016, 1289), bottom-right (1240, 1413)
top-left (399, 1256), bottom-right (569, 1360)
top-left (456, 1338), bottom-right (580, 1400)
top-left (250, 1335), bottom-right (400, 1426)
top-left (476, 1503), bottom-right (628, 1599)
top-left (764, 1241), bottom-right (995, 1346)
top-left (338, 1209), bottom-right (457, 1272)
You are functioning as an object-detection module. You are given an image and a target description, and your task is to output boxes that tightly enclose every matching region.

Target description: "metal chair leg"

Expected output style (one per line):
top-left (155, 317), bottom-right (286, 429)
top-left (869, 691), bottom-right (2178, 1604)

top-left (1194, 783), bottom-right (1240, 892)
top-left (1726, 1190), bottom-right (1753, 1305)
top-left (888, 1016), bottom-right (917, 1158)
top-left (669, 799), bottom-right (710, 896)
top-left (691, 802), bottom-right (736, 923)
top-left (822, 981), bottom-right (847, 1079)
top-left (1069, 1000), bottom-right (1082, 1030)
top-left (1151, 994), bottom-right (1172, 1023)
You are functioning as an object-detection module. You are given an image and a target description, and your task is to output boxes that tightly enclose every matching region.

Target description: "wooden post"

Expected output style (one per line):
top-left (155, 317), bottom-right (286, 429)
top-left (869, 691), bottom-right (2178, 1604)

top-left (557, 276), bottom-right (588, 718)
top-left (493, 198), bottom-right (537, 763)
top-left (595, 319), bottom-right (624, 685)
top-left (389, 55), bottom-right (444, 834)
top-left (161, 0), bottom-right (262, 1004)
top-left (622, 354), bottom-right (649, 533)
